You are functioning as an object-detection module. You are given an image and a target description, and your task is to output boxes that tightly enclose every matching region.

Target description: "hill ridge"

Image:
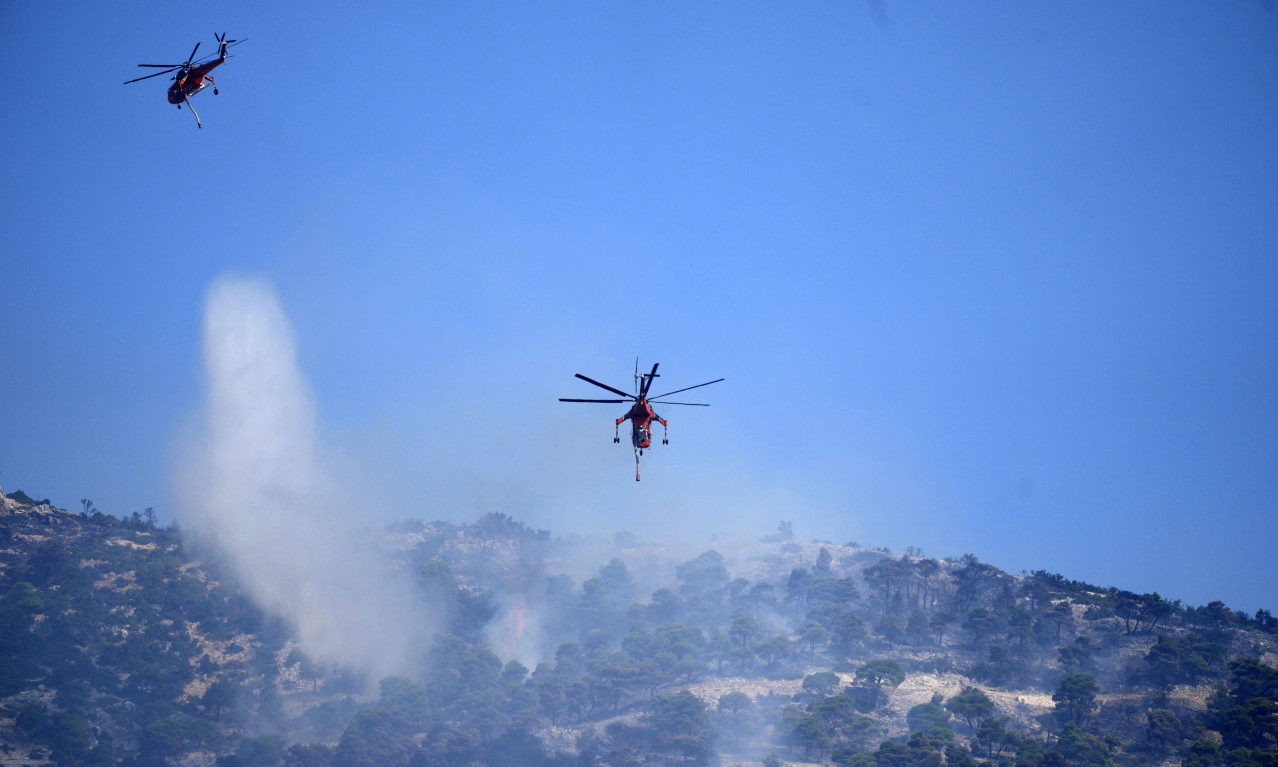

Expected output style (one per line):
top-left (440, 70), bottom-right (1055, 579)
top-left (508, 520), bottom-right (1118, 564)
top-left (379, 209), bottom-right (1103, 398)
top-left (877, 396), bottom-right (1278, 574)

top-left (1, 487), bottom-right (1274, 766)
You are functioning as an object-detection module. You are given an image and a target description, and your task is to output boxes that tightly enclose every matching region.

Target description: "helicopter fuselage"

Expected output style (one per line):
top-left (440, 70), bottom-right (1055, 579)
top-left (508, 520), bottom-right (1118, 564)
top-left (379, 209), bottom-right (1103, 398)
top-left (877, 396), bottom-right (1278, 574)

top-left (166, 58), bottom-right (225, 104)
top-left (625, 399), bottom-right (660, 449)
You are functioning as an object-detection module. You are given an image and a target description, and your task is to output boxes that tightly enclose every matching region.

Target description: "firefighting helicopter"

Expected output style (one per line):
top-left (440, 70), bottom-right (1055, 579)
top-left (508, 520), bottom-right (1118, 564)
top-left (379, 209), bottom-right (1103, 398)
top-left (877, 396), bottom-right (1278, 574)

top-left (124, 33), bottom-right (245, 128)
top-left (560, 360), bottom-right (723, 481)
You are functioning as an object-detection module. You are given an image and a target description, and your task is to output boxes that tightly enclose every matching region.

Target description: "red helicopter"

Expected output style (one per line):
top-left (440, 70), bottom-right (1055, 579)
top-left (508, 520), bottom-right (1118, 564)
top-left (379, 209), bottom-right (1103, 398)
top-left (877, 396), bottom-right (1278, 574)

top-left (124, 33), bottom-right (244, 128)
top-left (560, 361), bottom-right (723, 481)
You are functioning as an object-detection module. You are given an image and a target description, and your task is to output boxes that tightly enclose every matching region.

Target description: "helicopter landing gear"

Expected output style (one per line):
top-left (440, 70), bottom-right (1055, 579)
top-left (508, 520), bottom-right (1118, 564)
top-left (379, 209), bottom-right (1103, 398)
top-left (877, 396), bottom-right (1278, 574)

top-left (613, 437), bottom-right (619, 443)
top-left (213, 88), bottom-right (219, 95)
top-left (662, 438), bottom-right (668, 445)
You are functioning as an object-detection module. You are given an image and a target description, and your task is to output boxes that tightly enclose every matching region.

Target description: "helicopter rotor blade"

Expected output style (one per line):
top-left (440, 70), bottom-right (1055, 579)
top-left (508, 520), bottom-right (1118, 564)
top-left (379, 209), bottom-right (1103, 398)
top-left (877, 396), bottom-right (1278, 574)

top-left (573, 374), bottom-right (634, 400)
top-left (649, 378), bottom-right (724, 400)
top-left (187, 41), bottom-right (200, 63)
top-left (558, 398), bottom-right (627, 403)
top-left (202, 38), bottom-right (244, 60)
top-left (124, 68), bottom-right (178, 84)
top-left (648, 401), bottom-right (710, 406)
top-left (641, 363), bottom-right (660, 397)
top-left (137, 63), bottom-right (182, 68)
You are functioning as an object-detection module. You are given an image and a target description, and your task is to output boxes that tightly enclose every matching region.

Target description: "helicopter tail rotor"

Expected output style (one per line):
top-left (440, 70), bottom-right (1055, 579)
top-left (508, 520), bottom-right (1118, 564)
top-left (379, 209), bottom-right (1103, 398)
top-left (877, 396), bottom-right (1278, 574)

top-left (215, 32), bottom-right (238, 57)
top-left (632, 359), bottom-right (660, 397)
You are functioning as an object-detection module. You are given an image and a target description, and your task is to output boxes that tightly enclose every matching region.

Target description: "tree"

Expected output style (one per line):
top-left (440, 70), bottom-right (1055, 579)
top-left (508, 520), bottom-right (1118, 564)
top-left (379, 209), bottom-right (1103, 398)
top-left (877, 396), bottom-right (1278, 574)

top-left (815, 548), bottom-right (834, 578)
top-left (284, 743), bottom-right (336, 767)
top-left (863, 559), bottom-right (905, 612)
top-left (1184, 737), bottom-right (1224, 767)
top-left (715, 691), bottom-right (756, 751)
top-left (1145, 709), bottom-right (1182, 755)
top-left (809, 577), bottom-right (860, 605)
top-left (946, 687), bottom-right (995, 730)
top-left (232, 735), bottom-right (286, 767)
top-left (581, 558), bottom-right (633, 626)
top-left (754, 636), bottom-right (791, 672)
top-left (647, 588), bottom-right (683, 624)
top-left (1053, 673), bottom-right (1098, 726)
top-left (914, 558), bottom-right (941, 610)
top-left (138, 717), bottom-right (195, 765)
top-left (907, 693), bottom-right (952, 734)
top-left (1113, 590), bottom-right (1176, 634)
top-left (46, 711), bottom-right (94, 766)
top-left (1058, 635), bottom-right (1098, 674)
top-left (1055, 723), bottom-right (1118, 767)
top-left (650, 691), bottom-right (715, 765)
top-left (729, 610), bottom-right (760, 648)
top-left (813, 694), bottom-right (859, 736)
top-left (536, 679), bottom-right (567, 724)
top-left (963, 607), bottom-right (1000, 646)
top-left (799, 621), bottom-right (829, 658)
top-left (803, 671), bottom-right (841, 697)
top-left (856, 659), bottom-right (906, 688)
top-left (906, 608), bottom-right (929, 645)
top-left (876, 613), bottom-right (905, 644)
top-left (787, 568), bottom-right (814, 611)
top-left (1008, 605), bottom-right (1035, 646)
top-left (789, 715), bottom-right (830, 760)
top-left (854, 659), bottom-right (906, 711)
top-left (980, 644), bottom-right (1026, 687)
top-left (930, 611), bottom-right (955, 647)
top-left (1193, 601), bottom-right (1235, 634)
top-left (15, 703), bottom-right (47, 738)
top-left (1039, 601), bottom-right (1075, 644)
top-left (763, 521), bottom-right (794, 543)
top-left (718, 691), bottom-right (753, 714)
top-left (976, 716), bottom-right (1018, 759)
top-left (743, 582), bottom-right (778, 616)
top-left (831, 610), bottom-right (868, 655)
top-left (1218, 657), bottom-right (1278, 752)
top-left (203, 678), bottom-right (239, 721)
top-left (677, 551), bottom-right (729, 597)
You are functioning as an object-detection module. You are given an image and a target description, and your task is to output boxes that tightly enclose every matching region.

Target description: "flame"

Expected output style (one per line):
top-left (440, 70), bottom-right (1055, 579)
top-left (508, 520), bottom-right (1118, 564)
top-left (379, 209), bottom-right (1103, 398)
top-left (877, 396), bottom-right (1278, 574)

top-left (509, 606), bottom-right (529, 642)
top-left (489, 604), bottom-right (532, 661)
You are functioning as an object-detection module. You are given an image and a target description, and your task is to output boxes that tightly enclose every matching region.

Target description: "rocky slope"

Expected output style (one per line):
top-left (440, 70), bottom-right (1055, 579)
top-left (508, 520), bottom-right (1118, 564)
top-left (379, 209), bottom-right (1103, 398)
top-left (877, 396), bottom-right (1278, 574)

top-left (2, 487), bottom-right (1275, 767)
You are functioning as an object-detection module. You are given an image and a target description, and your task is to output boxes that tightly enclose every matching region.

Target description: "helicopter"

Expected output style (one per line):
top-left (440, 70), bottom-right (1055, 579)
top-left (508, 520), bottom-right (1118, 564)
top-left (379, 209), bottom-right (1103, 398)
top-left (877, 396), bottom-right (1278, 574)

top-left (560, 360), bottom-right (723, 481)
top-left (124, 33), bottom-right (244, 128)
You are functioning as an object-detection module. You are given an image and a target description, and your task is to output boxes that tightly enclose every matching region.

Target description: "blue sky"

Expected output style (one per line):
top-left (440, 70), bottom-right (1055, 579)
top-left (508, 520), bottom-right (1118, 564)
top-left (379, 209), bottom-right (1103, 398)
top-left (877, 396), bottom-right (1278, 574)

top-left (2, 2), bottom-right (1275, 614)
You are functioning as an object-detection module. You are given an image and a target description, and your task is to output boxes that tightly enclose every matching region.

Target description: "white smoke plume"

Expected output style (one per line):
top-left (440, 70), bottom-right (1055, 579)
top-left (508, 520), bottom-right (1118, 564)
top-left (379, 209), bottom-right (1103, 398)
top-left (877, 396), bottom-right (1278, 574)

top-left (177, 275), bottom-right (435, 682)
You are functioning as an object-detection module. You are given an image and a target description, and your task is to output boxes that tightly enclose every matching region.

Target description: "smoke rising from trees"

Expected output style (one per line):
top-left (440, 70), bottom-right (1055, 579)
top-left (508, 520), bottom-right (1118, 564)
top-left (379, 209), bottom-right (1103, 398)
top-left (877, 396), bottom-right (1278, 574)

top-left (177, 275), bottom-right (436, 682)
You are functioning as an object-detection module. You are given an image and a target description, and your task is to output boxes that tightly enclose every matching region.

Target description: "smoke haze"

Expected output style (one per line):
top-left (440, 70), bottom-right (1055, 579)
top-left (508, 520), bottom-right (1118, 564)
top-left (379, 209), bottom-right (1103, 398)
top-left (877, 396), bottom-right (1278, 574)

top-left (177, 275), bottom-right (436, 681)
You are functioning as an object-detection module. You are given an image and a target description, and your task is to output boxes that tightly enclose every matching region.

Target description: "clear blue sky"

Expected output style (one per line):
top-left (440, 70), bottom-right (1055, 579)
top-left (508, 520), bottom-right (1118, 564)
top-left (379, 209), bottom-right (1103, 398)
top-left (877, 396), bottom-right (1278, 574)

top-left (2, 2), bottom-right (1275, 615)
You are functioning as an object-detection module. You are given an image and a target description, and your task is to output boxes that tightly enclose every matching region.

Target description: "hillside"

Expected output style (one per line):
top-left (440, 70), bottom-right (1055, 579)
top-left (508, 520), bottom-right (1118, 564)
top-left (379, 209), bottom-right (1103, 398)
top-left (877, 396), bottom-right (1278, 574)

top-left (1, 486), bottom-right (1275, 767)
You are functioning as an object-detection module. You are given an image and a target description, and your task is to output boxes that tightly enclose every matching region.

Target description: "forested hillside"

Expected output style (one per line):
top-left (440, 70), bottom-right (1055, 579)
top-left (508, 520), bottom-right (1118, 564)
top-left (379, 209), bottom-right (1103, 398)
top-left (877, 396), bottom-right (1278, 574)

top-left (1, 487), bottom-right (1275, 767)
